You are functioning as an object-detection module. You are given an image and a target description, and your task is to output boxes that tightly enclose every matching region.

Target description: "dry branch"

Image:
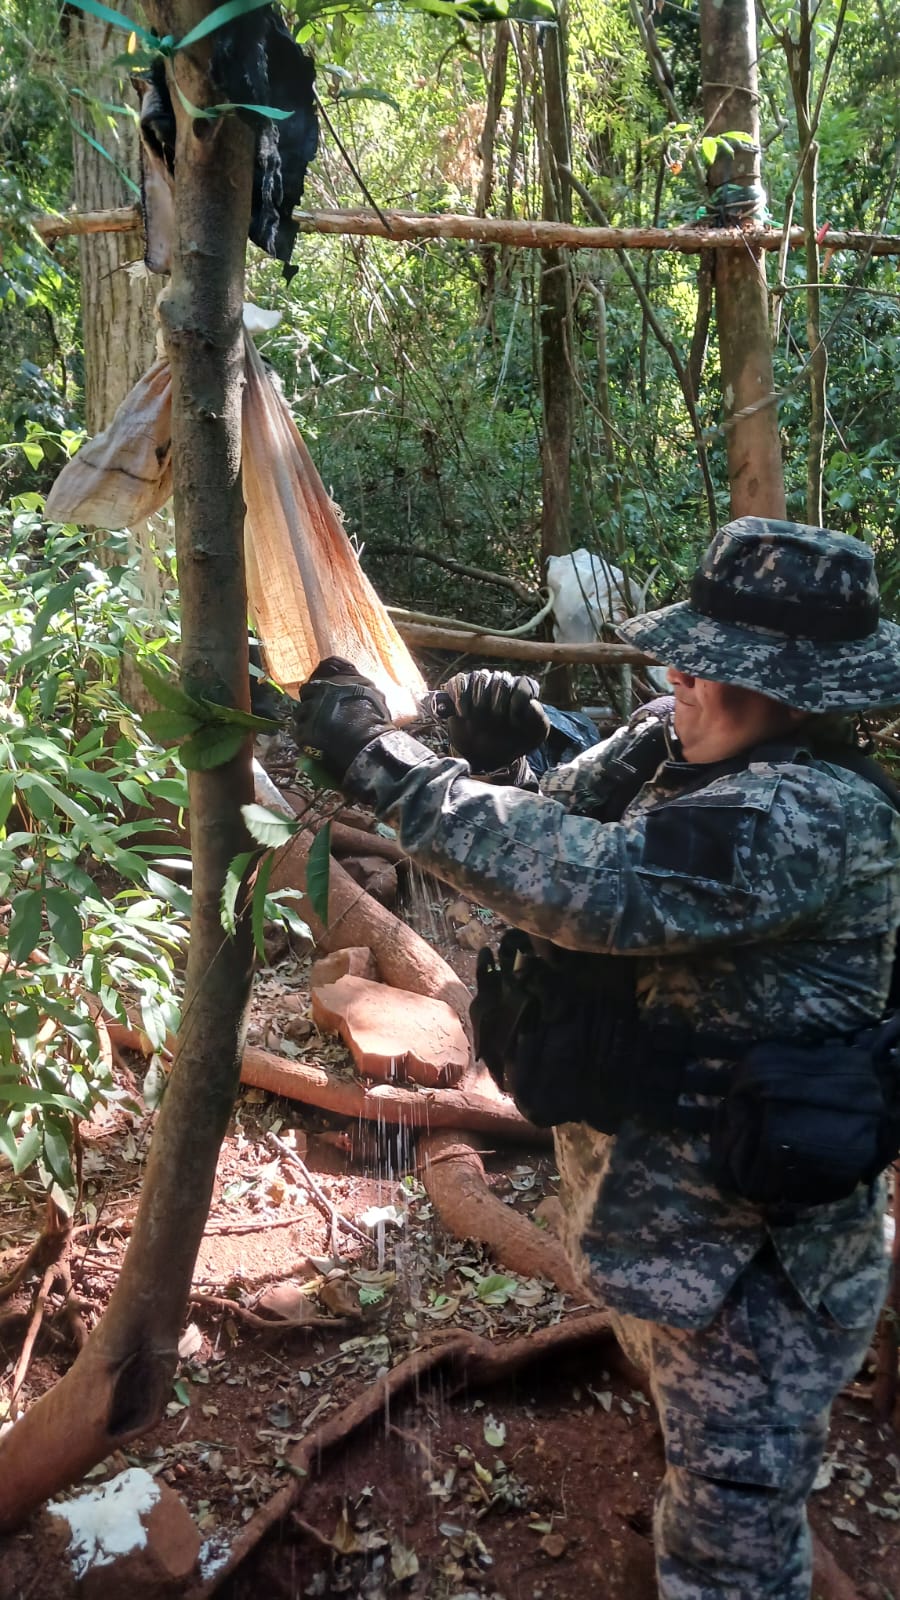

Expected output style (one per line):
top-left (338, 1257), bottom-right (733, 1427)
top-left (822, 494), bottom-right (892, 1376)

top-left (32, 203), bottom-right (900, 256)
top-left (396, 619), bottom-right (649, 664)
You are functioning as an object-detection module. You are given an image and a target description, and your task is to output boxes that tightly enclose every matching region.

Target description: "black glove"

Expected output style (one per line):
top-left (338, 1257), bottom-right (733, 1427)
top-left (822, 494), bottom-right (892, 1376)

top-left (292, 657), bottom-right (392, 782)
top-left (442, 669), bottom-right (550, 772)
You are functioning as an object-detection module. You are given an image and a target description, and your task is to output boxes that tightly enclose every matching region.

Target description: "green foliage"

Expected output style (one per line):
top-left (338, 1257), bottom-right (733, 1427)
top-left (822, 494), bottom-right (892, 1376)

top-left (0, 510), bottom-right (189, 1204)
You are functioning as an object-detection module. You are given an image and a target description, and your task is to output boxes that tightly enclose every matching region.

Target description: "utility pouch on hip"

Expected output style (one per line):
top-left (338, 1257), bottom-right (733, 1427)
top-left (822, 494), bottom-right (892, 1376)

top-left (470, 930), bottom-right (640, 1132)
top-left (709, 1015), bottom-right (900, 1207)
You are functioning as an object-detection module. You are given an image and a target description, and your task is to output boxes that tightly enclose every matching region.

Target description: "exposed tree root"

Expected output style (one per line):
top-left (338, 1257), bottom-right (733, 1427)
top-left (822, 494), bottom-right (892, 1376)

top-left (418, 1130), bottom-right (584, 1296)
top-left (0, 1200), bottom-right (71, 1308)
top-left (240, 1044), bottom-right (549, 1144)
top-left (257, 772), bottom-right (472, 1035)
top-left (187, 1310), bottom-right (615, 1597)
top-left (328, 820), bottom-right (408, 866)
top-left (188, 1291), bottom-right (342, 1334)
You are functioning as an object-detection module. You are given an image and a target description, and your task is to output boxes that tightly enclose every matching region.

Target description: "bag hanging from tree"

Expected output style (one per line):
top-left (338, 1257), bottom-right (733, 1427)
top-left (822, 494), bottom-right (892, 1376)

top-left (43, 335), bottom-right (424, 720)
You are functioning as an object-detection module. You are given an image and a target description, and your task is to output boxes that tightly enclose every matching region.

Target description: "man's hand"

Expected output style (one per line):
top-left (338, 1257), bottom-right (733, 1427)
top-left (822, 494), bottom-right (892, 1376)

top-left (292, 657), bottom-right (392, 782)
top-left (442, 669), bottom-right (550, 773)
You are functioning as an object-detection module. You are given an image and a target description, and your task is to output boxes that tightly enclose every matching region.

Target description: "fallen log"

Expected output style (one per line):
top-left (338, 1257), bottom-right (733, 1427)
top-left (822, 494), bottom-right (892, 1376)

top-left (187, 1310), bottom-right (615, 1597)
top-left (419, 1130), bottom-right (582, 1294)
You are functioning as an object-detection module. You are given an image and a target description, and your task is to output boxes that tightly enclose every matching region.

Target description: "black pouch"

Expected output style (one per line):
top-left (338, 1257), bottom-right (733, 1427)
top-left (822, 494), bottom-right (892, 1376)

top-left (470, 931), bottom-right (640, 1132)
top-left (710, 1019), bottom-right (900, 1207)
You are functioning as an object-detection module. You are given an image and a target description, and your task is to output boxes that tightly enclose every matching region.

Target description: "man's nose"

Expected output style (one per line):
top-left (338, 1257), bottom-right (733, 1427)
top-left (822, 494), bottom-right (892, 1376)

top-left (667, 667), bottom-right (695, 688)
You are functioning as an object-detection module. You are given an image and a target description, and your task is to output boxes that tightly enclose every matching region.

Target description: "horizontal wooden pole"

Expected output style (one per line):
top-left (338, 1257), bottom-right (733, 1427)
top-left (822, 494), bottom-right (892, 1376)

top-left (397, 619), bottom-right (652, 665)
top-left (32, 203), bottom-right (900, 257)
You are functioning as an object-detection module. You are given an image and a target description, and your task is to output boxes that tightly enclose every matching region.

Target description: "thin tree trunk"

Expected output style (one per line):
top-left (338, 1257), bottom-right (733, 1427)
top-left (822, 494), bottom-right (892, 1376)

top-left (476, 20), bottom-right (510, 311)
top-left (0, 1), bottom-right (256, 1529)
top-left (537, 5), bottom-right (574, 704)
top-left (699, 0), bottom-right (786, 518)
top-left (785, 0), bottom-right (827, 525)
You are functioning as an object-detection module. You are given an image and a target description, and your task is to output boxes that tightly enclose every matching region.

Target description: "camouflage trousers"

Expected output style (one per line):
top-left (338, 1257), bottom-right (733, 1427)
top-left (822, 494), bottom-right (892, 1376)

top-left (609, 1244), bottom-right (884, 1600)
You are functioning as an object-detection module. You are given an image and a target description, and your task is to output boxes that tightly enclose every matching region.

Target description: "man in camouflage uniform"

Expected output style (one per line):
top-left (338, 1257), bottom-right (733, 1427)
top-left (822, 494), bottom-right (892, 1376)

top-left (294, 519), bottom-right (900, 1599)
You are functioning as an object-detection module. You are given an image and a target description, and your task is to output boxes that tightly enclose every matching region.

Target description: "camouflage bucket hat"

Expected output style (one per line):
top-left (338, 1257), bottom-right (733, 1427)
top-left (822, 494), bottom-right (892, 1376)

top-left (616, 518), bottom-right (900, 713)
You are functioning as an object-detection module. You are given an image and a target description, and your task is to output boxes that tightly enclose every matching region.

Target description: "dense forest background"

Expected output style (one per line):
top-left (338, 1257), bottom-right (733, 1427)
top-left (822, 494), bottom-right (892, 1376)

top-left (2, 0), bottom-right (899, 632)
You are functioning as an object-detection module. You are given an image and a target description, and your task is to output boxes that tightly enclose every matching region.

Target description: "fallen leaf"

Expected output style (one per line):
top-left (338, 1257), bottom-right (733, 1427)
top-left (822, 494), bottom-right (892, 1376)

top-left (256, 1282), bottom-right (318, 1324)
top-left (483, 1415), bottom-right (506, 1449)
top-left (178, 1322), bottom-right (203, 1360)
top-left (390, 1539), bottom-right (420, 1579)
top-left (540, 1532), bottom-right (568, 1559)
top-left (830, 1517), bottom-right (861, 1537)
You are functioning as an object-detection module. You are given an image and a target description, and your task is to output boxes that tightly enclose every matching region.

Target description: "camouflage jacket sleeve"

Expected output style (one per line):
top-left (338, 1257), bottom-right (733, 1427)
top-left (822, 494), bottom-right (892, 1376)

top-left (343, 728), bottom-right (868, 957)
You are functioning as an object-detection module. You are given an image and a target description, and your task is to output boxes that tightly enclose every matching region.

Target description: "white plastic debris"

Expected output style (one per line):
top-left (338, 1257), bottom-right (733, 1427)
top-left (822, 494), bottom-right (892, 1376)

top-left (546, 550), bottom-right (640, 643)
top-left (47, 1467), bottom-right (160, 1579)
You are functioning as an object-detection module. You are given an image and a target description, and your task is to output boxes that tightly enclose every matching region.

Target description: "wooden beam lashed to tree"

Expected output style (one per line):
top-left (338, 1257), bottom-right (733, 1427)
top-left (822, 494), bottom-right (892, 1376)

top-left (33, 203), bottom-right (900, 256)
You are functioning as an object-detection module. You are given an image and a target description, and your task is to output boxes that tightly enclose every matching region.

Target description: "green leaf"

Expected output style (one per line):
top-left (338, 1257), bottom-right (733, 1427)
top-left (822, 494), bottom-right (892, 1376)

top-left (179, 725), bottom-right (245, 770)
top-left (701, 136), bottom-right (718, 166)
top-left (32, 574), bottom-right (82, 642)
top-left (147, 778), bottom-right (190, 807)
top-left (177, 0), bottom-right (272, 52)
top-left (306, 823), bottom-right (332, 925)
top-left (221, 850), bottom-right (260, 936)
top-left (0, 773), bottom-right (16, 830)
top-left (197, 697), bottom-right (277, 732)
top-left (12, 1122), bottom-right (42, 1174)
top-left (338, 86), bottom-right (402, 114)
top-left (295, 752), bottom-right (338, 790)
top-left (241, 804), bottom-right (300, 849)
top-left (142, 710), bottom-right (202, 744)
top-left (21, 441), bottom-right (43, 469)
top-left (136, 660), bottom-right (206, 717)
top-left (65, 0), bottom-right (157, 46)
top-left (251, 852), bottom-right (274, 961)
top-left (474, 1272), bottom-right (518, 1304)
top-left (44, 890), bottom-right (83, 961)
top-left (7, 890), bottom-right (44, 965)
top-left (0, 1120), bottom-right (15, 1164)
top-left (42, 1119), bottom-right (75, 1192)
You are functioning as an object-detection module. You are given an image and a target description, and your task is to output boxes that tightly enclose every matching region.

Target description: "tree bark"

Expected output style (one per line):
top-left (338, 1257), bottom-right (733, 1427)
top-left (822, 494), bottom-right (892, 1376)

top-left (699, 0), bottom-right (786, 518)
top-left (537, 6), bottom-right (575, 705)
top-left (784, 1), bottom-right (829, 526)
top-left (0, 2), bottom-right (256, 1530)
top-left (476, 21), bottom-right (510, 309)
top-left (67, 4), bottom-right (158, 435)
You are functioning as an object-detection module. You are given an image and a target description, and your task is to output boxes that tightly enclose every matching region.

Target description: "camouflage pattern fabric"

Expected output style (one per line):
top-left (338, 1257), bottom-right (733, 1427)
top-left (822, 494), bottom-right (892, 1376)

top-left (609, 1245), bottom-right (883, 1599)
top-left (617, 518), bottom-right (900, 712)
top-left (345, 713), bottom-right (896, 1598)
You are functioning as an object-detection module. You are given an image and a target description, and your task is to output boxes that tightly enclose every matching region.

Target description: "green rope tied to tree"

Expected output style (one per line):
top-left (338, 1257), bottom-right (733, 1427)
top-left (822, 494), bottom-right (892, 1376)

top-left (697, 181), bottom-right (769, 227)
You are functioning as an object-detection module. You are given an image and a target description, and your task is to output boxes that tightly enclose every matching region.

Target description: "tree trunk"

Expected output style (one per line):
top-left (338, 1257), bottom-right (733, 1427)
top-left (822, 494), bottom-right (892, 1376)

top-left (537, 4), bottom-right (575, 704)
top-left (784, 1), bottom-right (827, 526)
top-left (67, 4), bottom-right (158, 435)
top-left (0, 2), bottom-right (256, 1529)
top-left (476, 21), bottom-right (510, 311)
top-left (699, 0), bottom-right (786, 519)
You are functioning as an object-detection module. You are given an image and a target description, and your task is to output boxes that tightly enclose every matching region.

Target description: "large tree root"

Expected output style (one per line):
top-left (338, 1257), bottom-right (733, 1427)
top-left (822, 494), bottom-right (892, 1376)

top-left (240, 1044), bottom-right (549, 1143)
top-left (256, 768), bottom-right (472, 1033)
top-left (187, 1310), bottom-right (615, 1597)
top-left (418, 1130), bottom-right (583, 1295)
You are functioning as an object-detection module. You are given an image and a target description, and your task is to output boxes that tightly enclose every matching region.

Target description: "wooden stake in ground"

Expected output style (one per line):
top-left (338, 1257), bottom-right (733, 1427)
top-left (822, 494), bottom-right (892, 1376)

top-left (0, 2), bottom-right (257, 1530)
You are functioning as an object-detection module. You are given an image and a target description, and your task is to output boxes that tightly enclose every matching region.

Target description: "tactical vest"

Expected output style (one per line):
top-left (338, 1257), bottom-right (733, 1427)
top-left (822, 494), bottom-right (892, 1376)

top-left (470, 713), bottom-right (900, 1207)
